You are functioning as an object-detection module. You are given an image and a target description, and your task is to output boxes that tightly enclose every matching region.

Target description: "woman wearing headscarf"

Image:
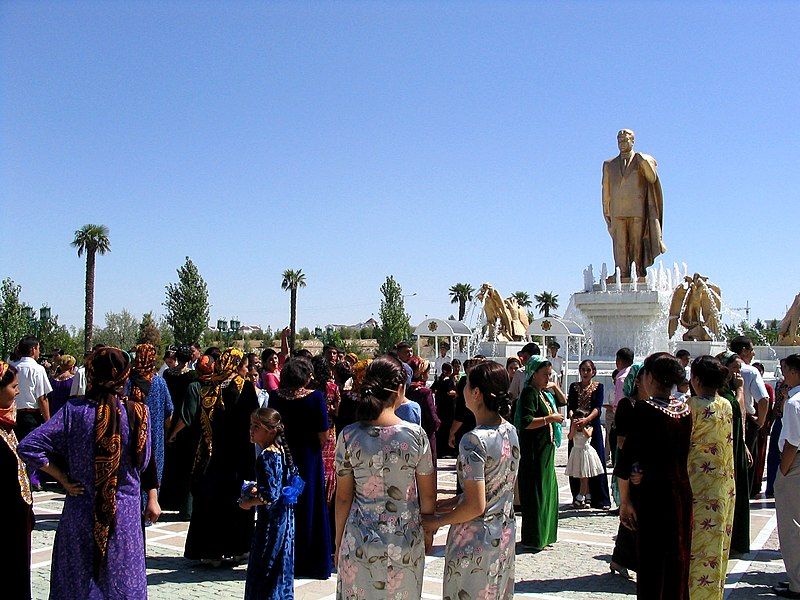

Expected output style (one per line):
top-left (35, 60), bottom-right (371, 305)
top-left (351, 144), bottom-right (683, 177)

top-left (19, 347), bottom-right (153, 599)
top-left (161, 345), bottom-right (200, 518)
top-left (126, 343), bottom-right (173, 506)
top-left (1, 360), bottom-right (35, 599)
top-left (514, 355), bottom-right (566, 550)
top-left (614, 353), bottom-right (692, 600)
top-left (717, 351), bottom-right (751, 554)
top-left (609, 363), bottom-right (644, 578)
top-left (184, 347), bottom-right (258, 566)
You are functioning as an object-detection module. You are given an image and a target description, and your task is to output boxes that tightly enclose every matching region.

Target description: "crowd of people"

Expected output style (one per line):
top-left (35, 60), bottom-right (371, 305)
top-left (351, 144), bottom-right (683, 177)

top-left (1, 330), bottom-right (799, 600)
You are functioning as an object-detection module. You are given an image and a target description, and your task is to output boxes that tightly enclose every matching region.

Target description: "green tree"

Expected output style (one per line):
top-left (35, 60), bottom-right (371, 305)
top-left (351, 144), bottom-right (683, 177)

top-left (281, 269), bottom-right (307, 351)
top-left (298, 327), bottom-right (313, 341)
top-left (534, 291), bottom-right (559, 317)
top-left (37, 308), bottom-right (83, 358)
top-left (94, 309), bottom-right (140, 350)
top-left (377, 276), bottom-right (412, 353)
top-left (0, 279), bottom-right (30, 359)
top-left (511, 291), bottom-right (533, 308)
top-left (71, 224), bottom-right (111, 353)
top-left (137, 311), bottom-right (164, 358)
top-left (449, 283), bottom-right (475, 321)
top-left (164, 257), bottom-right (211, 345)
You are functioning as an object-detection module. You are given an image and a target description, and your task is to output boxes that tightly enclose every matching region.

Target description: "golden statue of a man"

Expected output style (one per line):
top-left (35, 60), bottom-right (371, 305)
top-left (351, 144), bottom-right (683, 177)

top-left (602, 129), bottom-right (666, 279)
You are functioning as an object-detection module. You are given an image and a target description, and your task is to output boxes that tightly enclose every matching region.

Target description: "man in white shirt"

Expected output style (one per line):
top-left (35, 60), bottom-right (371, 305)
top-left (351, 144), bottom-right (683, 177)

top-left (607, 347), bottom-right (634, 463)
top-left (546, 341), bottom-right (564, 385)
top-left (14, 336), bottom-right (52, 489)
top-left (773, 353), bottom-right (800, 598)
top-left (731, 336), bottom-right (770, 489)
top-left (188, 342), bottom-right (202, 370)
top-left (434, 344), bottom-right (451, 378)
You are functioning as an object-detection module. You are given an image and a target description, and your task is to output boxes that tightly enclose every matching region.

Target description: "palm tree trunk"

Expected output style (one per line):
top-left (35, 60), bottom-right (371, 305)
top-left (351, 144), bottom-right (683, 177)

top-left (458, 299), bottom-right (466, 321)
top-left (543, 306), bottom-right (550, 317)
top-left (289, 288), bottom-right (297, 351)
top-left (84, 249), bottom-right (95, 353)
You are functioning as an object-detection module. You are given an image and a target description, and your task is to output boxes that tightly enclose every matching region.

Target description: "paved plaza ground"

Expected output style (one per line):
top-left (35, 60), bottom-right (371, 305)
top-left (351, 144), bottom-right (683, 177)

top-left (31, 442), bottom-right (784, 599)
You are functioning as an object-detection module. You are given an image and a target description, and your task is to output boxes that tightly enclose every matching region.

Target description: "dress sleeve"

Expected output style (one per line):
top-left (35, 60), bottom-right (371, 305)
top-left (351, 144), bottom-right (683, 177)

top-left (17, 404), bottom-right (69, 471)
top-left (315, 390), bottom-right (330, 433)
top-left (592, 383), bottom-right (605, 412)
top-left (181, 382), bottom-right (200, 427)
top-left (518, 387), bottom-right (537, 428)
top-left (613, 404), bottom-right (639, 481)
top-left (415, 427), bottom-right (434, 476)
top-left (567, 383), bottom-right (578, 414)
top-left (458, 431), bottom-right (486, 481)
top-left (257, 452), bottom-right (283, 505)
top-left (156, 377), bottom-right (174, 418)
top-left (334, 429), bottom-right (353, 478)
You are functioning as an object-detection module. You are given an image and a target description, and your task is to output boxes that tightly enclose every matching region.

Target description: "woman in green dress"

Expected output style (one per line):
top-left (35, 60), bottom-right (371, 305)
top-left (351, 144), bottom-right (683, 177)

top-left (514, 356), bottom-right (566, 550)
top-left (717, 351), bottom-right (752, 554)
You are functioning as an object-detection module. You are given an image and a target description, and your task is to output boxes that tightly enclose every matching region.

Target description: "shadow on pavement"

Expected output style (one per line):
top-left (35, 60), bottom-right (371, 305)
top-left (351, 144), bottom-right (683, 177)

top-left (146, 557), bottom-right (247, 586)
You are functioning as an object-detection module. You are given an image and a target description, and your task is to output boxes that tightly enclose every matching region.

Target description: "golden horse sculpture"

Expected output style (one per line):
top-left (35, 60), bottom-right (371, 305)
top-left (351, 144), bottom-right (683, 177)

top-left (777, 293), bottom-right (800, 346)
top-left (668, 273), bottom-right (722, 342)
top-left (476, 283), bottom-right (529, 342)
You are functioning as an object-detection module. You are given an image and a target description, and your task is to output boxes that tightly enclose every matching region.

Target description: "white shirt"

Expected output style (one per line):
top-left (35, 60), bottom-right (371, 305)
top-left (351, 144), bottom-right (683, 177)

top-left (509, 368), bottom-right (527, 401)
top-left (69, 365), bottom-right (87, 398)
top-left (740, 362), bottom-right (769, 415)
top-left (157, 363), bottom-right (168, 377)
top-left (778, 385), bottom-right (800, 452)
top-left (434, 354), bottom-right (451, 376)
top-left (15, 356), bottom-right (53, 410)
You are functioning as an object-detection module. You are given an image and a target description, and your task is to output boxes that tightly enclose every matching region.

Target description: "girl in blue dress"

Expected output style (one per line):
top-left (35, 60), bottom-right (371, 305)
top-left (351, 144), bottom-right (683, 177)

top-left (240, 407), bottom-right (297, 600)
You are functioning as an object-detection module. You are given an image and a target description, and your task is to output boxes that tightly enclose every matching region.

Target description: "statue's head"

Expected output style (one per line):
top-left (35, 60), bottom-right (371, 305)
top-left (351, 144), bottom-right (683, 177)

top-left (617, 129), bottom-right (635, 153)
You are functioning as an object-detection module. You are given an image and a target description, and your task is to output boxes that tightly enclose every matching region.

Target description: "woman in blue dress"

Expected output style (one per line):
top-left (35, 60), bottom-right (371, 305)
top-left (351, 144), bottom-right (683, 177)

top-left (268, 357), bottom-right (333, 580)
top-left (240, 407), bottom-right (296, 600)
top-left (126, 343), bottom-right (173, 503)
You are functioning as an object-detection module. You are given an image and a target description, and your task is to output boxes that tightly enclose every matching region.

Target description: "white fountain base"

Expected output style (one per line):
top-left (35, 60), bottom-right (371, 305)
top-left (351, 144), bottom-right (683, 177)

top-left (572, 289), bottom-right (669, 359)
top-left (477, 340), bottom-right (528, 359)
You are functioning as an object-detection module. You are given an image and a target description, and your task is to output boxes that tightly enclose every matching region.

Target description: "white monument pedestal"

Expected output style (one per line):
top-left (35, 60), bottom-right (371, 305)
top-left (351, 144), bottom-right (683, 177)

top-left (478, 341), bottom-right (527, 360)
top-left (670, 340), bottom-right (728, 357)
top-left (572, 289), bottom-right (669, 359)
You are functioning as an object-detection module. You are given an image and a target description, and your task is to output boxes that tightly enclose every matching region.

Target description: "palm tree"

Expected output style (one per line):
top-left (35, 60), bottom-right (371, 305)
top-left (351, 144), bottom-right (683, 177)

top-left (449, 283), bottom-right (475, 321)
top-left (71, 224), bottom-right (111, 353)
top-left (511, 291), bottom-right (533, 308)
top-left (534, 291), bottom-right (559, 317)
top-left (281, 269), bottom-right (307, 350)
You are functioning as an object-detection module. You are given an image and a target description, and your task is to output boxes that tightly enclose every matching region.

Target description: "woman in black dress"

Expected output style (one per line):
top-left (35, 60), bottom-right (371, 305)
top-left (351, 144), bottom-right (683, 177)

top-left (0, 361), bottom-right (35, 599)
top-left (614, 353), bottom-right (692, 600)
top-left (567, 359), bottom-right (611, 509)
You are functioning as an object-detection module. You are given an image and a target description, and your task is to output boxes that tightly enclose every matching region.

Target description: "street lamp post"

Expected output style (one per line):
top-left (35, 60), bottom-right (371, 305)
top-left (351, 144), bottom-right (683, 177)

top-left (216, 318), bottom-right (241, 347)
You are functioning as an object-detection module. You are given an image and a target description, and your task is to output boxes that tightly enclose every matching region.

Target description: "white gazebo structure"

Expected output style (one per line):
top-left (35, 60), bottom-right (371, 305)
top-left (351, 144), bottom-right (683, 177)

top-left (527, 316), bottom-right (586, 387)
top-left (413, 318), bottom-right (473, 361)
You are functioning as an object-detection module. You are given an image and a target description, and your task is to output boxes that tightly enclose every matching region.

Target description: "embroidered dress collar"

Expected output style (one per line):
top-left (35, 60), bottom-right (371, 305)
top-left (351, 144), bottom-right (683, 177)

top-left (0, 426), bottom-right (32, 505)
top-left (645, 395), bottom-right (691, 418)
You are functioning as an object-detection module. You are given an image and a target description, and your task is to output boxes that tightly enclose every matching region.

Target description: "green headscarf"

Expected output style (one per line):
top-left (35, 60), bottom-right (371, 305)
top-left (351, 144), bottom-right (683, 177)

top-left (520, 355), bottom-right (562, 447)
top-left (623, 363), bottom-right (644, 398)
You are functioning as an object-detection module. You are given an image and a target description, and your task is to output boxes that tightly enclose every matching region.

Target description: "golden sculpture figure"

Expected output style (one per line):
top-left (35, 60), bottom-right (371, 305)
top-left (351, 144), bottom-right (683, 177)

top-left (477, 283), bottom-right (513, 341)
top-left (777, 293), bottom-right (800, 346)
top-left (602, 129), bottom-right (666, 279)
top-left (504, 296), bottom-right (530, 341)
top-left (668, 273), bottom-right (722, 341)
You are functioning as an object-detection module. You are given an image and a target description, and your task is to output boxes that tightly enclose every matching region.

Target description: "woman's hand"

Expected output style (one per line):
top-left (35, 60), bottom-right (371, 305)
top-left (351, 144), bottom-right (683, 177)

top-left (421, 514), bottom-right (441, 535)
top-left (620, 500), bottom-right (637, 531)
top-left (62, 479), bottom-right (84, 496)
top-left (144, 494), bottom-right (161, 523)
top-left (745, 446), bottom-right (754, 467)
top-left (548, 413), bottom-right (565, 424)
top-left (333, 547), bottom-right (339, 569)
top-left (424, 530), bottom-right (434, 554)
top-left (238, 498), bottom-right (259, 510)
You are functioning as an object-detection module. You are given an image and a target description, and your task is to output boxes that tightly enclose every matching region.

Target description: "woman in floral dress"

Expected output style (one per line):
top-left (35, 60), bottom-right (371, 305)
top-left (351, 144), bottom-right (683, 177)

top-left (424, 361), bottom-right (520, 600)
top-left (334, 355), bottom-right (436, 600)
top-left (687, 356), bottom-right (736, 599)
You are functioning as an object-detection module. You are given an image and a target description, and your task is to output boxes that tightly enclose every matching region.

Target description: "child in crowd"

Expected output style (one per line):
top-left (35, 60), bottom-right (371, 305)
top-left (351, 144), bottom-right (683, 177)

top-left (565, 409), bottom-right (605, 508)
top-left (240, 408), bottom-right (298, 600)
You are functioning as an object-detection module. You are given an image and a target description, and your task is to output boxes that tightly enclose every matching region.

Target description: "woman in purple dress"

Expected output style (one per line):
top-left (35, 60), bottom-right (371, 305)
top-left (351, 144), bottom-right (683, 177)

top-left (48, 354), bottom-right (76, 415)
top-left (18, 347), bottom-right (154, 600)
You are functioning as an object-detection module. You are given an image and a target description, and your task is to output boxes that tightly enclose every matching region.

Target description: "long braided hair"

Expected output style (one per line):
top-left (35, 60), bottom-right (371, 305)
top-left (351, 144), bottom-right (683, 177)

top-left (251, 407), bottom-right (296, 477)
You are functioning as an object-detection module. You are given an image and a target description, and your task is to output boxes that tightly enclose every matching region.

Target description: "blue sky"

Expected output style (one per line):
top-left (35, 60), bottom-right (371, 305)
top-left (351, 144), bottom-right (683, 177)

top-left (2, 1), bottom-right (798, 331)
